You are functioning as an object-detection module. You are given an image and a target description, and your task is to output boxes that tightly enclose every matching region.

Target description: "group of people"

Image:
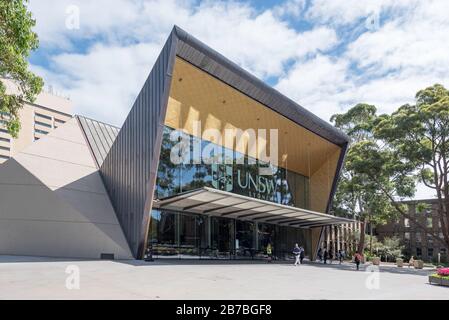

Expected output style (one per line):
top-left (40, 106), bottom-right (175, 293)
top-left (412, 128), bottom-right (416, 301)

top-left (265, 243), bottom-right (306, 265)
top-left (268, 243), bottom-right (364, 270)
top-left (317, 248), bottom-right (346, 264)
top-left (317, 247), bottom-right (363, 270)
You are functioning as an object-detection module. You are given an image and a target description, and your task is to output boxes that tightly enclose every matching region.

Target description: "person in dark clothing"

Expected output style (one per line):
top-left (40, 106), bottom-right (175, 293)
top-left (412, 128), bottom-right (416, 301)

top-left (338, 249), bottom-right (343, 264)
top-left (354, 252), bottom-right (362, 271)
top-left (317, 248), bottom-right (322, 261)
top-left (323, 248), bottom-right (328, 264)
top-left (299, 246), bottom-right (305, 264)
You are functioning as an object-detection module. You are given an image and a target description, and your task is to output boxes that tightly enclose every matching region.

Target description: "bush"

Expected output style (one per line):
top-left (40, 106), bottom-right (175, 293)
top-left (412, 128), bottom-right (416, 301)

top-left (363, 251), bottom-right (375, 261)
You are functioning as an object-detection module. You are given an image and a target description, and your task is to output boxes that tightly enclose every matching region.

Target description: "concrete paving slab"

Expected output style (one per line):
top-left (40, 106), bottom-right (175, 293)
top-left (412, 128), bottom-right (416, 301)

top-left (0, 255), bottom-right (447, 300)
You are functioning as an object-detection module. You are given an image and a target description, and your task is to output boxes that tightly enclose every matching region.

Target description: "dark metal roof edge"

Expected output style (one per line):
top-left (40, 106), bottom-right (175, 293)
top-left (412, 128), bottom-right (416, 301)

top-left (325, 141), bottom-right (349, 214)
top-left (171, 25), bottom-right (350, 147)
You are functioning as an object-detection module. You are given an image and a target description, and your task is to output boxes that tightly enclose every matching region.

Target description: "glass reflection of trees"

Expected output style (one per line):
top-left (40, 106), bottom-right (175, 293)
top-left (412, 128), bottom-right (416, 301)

top-left (155, 126), bottom-right (310, 209)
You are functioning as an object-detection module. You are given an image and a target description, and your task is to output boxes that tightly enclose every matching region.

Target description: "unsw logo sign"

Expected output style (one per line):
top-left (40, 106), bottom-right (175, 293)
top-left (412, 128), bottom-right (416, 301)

top-left (211, 164), bottom-right (233, 191)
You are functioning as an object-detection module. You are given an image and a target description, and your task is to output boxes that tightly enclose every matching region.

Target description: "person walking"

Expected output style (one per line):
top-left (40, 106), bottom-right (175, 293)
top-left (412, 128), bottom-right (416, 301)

top-left (317, 247), bottom-right (323, 262)
top-left (354, 252), bottom-right (362, 271)
top-left (329, 250), bottom-right (333, 264)
top-left (408, 256), bottom-right (415, 268)
top-left (323, 248), bottom-right (328, 264)
top-left (338, 249), bottom-right (343, 264)
top-left (299, 246), bottom-right (305, 264)
top-left (293, 243), bottom-right (301, 266)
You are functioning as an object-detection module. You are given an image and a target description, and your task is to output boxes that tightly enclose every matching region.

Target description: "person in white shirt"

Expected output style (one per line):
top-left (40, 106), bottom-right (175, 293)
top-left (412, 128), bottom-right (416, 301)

top-left (293, 244), bottom-right (301, 266)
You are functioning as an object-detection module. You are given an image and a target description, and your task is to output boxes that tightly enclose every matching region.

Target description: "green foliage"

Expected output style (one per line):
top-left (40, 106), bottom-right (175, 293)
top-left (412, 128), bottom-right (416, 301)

top-left (366, 236), bottom-right (404, 262)
top-left (332, 84), bottom-right (449, 252)
top-left (372, 84), bottom-right (449, 249)
top-left (330, 103), bottom-right (377, 142)
top-left (0, 0), bottom-right (43, 137)
top-left (331, 103), bottom-right (399, 254)
top-left (430, 274), bottom-right (449, 280)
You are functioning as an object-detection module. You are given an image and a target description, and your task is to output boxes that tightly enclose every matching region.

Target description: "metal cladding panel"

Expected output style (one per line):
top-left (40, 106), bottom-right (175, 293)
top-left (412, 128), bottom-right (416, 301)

top-left (326, 141), bottom-right (349, 213)
top-left (77, 115), bottom-right (120, 168)
top-left (99, 32), bottom-right (177, 258)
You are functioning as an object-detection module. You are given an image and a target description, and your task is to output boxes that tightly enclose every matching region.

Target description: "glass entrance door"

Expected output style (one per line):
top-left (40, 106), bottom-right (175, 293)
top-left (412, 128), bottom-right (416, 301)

top-left (235, 220), bottom-right (256, 259)
top-left (210, 217), bottom-right (234, 259)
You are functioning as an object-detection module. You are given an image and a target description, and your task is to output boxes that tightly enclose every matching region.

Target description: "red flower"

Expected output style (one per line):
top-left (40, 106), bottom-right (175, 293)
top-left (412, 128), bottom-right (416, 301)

top-left (437, 268), bottom-right (449, 276)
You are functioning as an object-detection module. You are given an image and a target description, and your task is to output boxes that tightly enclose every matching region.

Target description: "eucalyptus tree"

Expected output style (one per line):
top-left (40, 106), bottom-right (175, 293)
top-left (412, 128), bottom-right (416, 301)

top-left (372, 84), bottom-right (449, 251)
top-left (331, 104), bottom-right (396, 255)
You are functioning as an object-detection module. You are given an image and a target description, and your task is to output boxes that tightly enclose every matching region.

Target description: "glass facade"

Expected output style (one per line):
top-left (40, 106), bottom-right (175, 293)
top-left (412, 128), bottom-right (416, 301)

top-left (156, 126), bottom-right (309, 208)
top-left (149, 209), bottom-right (310, 260)
top-left (148, 126), bottom-right (311, 260)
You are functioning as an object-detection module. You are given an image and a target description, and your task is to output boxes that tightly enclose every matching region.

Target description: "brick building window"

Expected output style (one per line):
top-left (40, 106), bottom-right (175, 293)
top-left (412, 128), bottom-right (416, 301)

top-left (416, 233), bottom-right (422, 243)
top-left (416, 247), bottom-right (422, 257)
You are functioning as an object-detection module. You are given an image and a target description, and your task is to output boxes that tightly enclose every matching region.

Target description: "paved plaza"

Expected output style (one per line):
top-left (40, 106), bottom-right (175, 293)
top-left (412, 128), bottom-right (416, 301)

top-left (0, 255), bottom-right (447, 300)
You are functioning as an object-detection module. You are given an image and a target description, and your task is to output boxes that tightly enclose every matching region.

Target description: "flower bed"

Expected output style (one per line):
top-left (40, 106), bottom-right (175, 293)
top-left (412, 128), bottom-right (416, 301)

top-left (429, 268), bottom-right (449, 287)
top-left (437, 268), bottom-right (449, 277)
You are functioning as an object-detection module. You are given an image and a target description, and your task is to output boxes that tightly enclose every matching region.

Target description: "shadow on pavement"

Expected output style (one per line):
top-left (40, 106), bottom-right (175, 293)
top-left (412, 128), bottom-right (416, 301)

top-left (115, 258), bottom-right (435, 276)
top-left (279, 260), bottom-right (434, 276)
top-left (0, 255), bottom-right (97, 264)
top-left (115, 258), bottom-right (294, 267)
top-left (0, 255), bottom-right (436, 277)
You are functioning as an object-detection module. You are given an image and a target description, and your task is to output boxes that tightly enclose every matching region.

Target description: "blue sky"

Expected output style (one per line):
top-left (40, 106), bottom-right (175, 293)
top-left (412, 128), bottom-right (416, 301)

top-left (27, 0), bottom-right (449, 199)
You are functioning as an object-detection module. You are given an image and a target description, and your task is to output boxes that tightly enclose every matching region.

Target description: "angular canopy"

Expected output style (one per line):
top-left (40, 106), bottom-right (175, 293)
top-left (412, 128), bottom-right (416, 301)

top-left (153, 187), bottom-right (354, 228)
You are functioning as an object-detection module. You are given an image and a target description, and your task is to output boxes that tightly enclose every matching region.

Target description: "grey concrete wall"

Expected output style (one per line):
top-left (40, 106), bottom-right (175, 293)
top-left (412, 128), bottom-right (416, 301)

top-left (0, 119), bottom-right (133, 259)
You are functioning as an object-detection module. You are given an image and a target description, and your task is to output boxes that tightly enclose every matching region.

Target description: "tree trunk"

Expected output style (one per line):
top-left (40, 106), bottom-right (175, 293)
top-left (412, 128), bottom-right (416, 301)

top-left (357, 218), bottom-right (366, 255)
top-left (369, 223), bottom-right (373, 255)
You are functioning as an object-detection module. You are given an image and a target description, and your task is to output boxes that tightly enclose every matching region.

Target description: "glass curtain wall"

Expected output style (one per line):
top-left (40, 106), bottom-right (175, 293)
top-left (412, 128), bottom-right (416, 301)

top-left (149, 210), bottom-right (311, 260)
top-left (155, 126), bottom-right (310, 209)
top-left (149, 125), bottom-right (312, 260)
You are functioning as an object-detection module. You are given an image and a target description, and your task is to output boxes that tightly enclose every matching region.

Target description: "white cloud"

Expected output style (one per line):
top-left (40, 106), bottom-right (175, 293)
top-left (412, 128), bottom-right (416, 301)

top-left (273, 0), bottom-right (306, 18)
top-left (28, 0), bottom-right (339, 126)
top-left (29, 0), bottom-right (142, 48)
top-left (32, 42), bottom-right (161, 126)
top-left (27, 0), bottom-right (449, 200)
top-left (306, 0), bottom-right (415, 26)
top-left (276, 55), bottom-right (350, 120)
top-left (278, 0), bottom-right (449, 117)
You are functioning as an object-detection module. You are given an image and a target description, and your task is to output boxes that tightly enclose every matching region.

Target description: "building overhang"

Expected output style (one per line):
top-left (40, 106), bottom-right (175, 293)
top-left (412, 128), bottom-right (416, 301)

top-left (153, 187), bottom-right (354, 228)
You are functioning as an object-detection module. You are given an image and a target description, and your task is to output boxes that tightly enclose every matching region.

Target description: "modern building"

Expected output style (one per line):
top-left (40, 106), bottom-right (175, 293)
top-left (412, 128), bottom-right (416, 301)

top-left (0, 79), bottom-right (72, 163)
top-left (0, 26), bottom-right (353, 260)
top-left (375, 199), bottom-right (448, 263)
